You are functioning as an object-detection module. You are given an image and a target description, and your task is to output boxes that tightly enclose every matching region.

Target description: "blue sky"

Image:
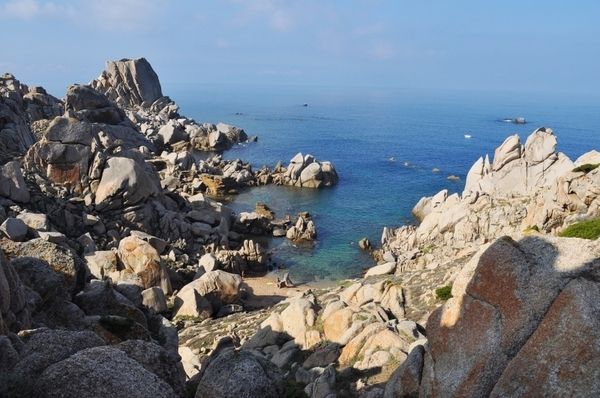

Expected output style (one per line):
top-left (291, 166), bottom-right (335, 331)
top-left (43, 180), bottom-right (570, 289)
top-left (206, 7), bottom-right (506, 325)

top-left (1, 0), bottom-right (598, 97)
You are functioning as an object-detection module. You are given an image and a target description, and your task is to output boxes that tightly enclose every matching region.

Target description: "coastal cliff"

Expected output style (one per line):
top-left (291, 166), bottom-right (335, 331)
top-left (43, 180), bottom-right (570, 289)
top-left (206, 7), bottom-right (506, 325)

top-left (1, 58), bottom-right (599, 398)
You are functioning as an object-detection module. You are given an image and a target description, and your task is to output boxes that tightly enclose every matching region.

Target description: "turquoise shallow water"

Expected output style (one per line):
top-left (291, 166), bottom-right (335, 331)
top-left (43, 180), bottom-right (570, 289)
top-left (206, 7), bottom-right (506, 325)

top-left (168, 84), bottom-right (600, 282)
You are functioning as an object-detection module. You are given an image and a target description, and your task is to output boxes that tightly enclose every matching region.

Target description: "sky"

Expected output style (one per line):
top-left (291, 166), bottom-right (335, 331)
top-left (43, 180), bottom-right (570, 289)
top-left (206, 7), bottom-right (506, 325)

top-left (1, 0), bottom-right (599, 97)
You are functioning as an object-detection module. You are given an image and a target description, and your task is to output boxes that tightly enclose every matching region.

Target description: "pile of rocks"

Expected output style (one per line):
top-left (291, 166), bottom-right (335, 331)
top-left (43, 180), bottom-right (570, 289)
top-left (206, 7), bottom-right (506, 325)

top-left (91, 58), bottom-right (248, 153)
top-left (177, 275), bottom-right (424, 397)
top-left (0, 73), bottom-right (62, 163)
top-left (0, 57), bottom-right (343, 397)
top-left (0, 247), bottom-right (185, 397)
top-left (272, 152), bottom-right (339, 188)
top-left (378, 128), bottom-right (600, 275)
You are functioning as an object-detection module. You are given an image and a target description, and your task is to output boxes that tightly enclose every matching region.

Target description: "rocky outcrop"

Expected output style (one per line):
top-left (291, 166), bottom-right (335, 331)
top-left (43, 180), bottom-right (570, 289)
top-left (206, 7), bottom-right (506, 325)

top-left (286, 212), bottom-right (317, 242)
top-left (0, 73), bottom-right (62, 163)
top-left (379, 128), bottom-right (598, 281)
top-left (91, 58), bottom-right (164, 109)
top-left (91, 58), bottom-right (248, 152)
top-left (463, 128), bottom-right (573, 199)
top-left (384, 235), bottom-right (600, 397)
top-left (0, 56), bottom-right (359, 397)
top-left (272, 153), bottom-right (338, 188)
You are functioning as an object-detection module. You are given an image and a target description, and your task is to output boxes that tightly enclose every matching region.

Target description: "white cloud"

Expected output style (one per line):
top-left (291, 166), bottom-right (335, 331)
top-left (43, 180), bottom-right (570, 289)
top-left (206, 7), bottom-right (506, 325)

top-left (0, 0), bottom-right (74, 19)
top-left (230, 0), bottom-right (296, 32)
top-left (0, 0), bottom-right (169, 32)
top-left (83, 0), bottom-right (170, 32)
top-left (0, 0), bottom-right (41, 19)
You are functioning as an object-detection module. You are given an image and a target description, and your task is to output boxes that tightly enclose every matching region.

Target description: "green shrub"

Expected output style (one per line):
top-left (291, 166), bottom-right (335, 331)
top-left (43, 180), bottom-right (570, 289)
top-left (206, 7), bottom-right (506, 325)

top-left (558, 218), bottom-right (600, 240)
top-left (572, 163), bottom-right (600, 173)
top-left (435, 285), bottom-right (453, 301)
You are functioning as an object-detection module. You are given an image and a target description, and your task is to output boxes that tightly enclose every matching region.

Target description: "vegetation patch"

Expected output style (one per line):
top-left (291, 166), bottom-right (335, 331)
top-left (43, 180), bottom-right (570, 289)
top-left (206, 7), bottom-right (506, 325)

top-left (435, 285), bottom-right (453, 301)
top-left (421, 244), bottom-right (437, 254)
top-left (572, 163), bottom-right (600, 174)
top-left (311, 316), bottom-right (325, 333)
top-left (558, 218), bottom-right (600, 240)
top-left (523, 225), bottom-right (540, 235)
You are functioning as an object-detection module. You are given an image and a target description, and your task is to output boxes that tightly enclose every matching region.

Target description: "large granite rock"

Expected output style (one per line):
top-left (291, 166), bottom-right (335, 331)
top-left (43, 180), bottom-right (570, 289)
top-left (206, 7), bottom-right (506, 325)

top-left (116, 339), bottom-right (186, 397)
top-left (279, 153), bottom-right (338, 188)
top-left (65, 84), bottom-right (128, 125)
top-left (34, 346), bottom-right (177, 398)
top-left (173, 270), bottom-right (241, 318)
top-left (95, 155), bottom-right (160, 209)
top-left (10, 328), bottom-right (105, 380)
top-left (116, 235), bottom-right (172, 294)
top-left (2, 238), bottom-right (85, 295)
top-left (92, 58), bottom-right (164, 109)
top-left (195, 348), bottom-right (285, 398)
top-left (0, 161), bottom-right (30, 203)
top-left (383, 235), bottom-right (600, 397)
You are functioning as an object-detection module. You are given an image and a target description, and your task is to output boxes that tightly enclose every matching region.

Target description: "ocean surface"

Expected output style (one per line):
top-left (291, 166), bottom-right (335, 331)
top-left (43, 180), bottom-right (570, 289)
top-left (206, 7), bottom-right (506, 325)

top-left (168, 84), bottom-right (600, 282)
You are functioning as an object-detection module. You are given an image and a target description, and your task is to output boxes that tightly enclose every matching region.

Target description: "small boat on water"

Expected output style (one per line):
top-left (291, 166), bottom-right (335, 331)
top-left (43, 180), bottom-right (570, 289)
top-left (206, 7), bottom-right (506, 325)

top-left (464, 134), bottom-right (472, 139)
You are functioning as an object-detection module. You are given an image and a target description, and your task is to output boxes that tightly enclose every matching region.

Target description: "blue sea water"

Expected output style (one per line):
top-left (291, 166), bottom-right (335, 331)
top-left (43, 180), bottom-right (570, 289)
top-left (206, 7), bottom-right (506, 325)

top-left (168, 84), bottom-right (600, 282)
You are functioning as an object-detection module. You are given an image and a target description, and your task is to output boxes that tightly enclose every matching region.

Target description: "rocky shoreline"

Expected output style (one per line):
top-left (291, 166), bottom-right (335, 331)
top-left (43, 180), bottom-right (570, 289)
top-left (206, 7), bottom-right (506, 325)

top-left (1, 57), bottom-right (599, 397)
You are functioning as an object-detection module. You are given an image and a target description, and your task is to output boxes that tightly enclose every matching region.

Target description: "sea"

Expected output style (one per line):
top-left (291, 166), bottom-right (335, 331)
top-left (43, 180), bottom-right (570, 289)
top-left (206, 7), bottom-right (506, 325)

top-left (168, 83), bottom-right (600, 283)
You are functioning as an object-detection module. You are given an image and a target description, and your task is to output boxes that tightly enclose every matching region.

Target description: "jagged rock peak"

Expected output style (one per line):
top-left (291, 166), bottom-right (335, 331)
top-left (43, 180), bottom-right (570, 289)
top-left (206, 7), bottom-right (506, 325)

top-left (91, 57), bottom-right (164, 109)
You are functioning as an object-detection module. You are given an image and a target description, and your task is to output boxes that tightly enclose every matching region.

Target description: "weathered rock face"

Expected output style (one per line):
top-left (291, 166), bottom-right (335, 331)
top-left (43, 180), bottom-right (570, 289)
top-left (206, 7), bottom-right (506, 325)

top-left (195, 348), bottom-right (285, 398)
top-left (0, 94), bottom-right (36, 163)
top-left (0, 253), bottom-right (31, 334)
top-left (116, 339), bottom-right (186, 396)
top-left (24, 115), bottom-right (155, 197)
top-left (0, 161), bottom-right (30, 203)
top-left (379, 128), bottom-right (598, 287)
top-left (11, 328), bottom-right (106, 380)
top-left (34, 346), bottom-right (177, 398)
top-left (2, 238), bottom-right (86, 295)
top-left (463, 128), bottom-right (573, 200)
top-left (384, 235), bottom-right (600, 397)
top-left (173, 270), bottom-right (241, 319)
top-left (116, 235), bottom-right (172, 294)
top-left (92, 58), bottom-right (164, 109)
top-left (574, 149), bottom-right (600, 166)
top-left (0, 73), bottom-right (62, 162)
top-left (65, 84), bottom-right (128, 125)
top-left (95, 155), bottom-right (161, 209)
